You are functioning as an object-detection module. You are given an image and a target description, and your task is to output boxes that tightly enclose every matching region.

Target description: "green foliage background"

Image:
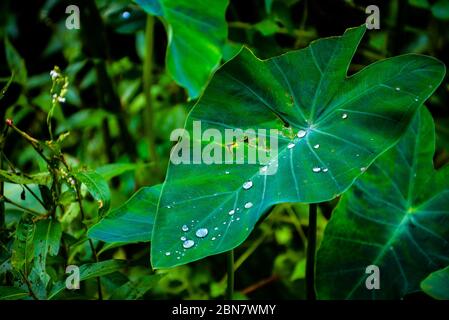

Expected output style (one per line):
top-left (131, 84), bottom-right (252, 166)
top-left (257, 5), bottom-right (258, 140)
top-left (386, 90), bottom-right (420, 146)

top-left (0, 0), bottom-right (448, 300)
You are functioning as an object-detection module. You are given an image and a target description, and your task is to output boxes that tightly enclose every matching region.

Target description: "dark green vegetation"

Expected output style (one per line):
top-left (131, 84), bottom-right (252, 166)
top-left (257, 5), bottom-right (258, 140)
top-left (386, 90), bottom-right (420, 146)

top-left (1, 0), bottom-right (449, 300)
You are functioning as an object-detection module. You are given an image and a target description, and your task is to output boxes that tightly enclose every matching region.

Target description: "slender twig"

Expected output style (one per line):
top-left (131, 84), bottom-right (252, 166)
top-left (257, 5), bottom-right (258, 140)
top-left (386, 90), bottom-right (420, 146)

top-left (241, 275), bottom-right (280, 295)
top-left (226, 250), bottom-right (234, 300)
top-left (306, 203), bottom-right (317, 300)
top-left (74, 183), bottom-right (103, 300)
top-left (19, 270), bottom-right (38, 300)
top-left (2, 196), bottom-right (42, 216)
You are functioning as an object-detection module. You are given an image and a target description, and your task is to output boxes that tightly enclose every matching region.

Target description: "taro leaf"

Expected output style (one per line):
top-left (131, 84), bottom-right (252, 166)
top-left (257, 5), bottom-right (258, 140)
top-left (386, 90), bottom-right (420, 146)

top-left (29, 219), bottom-right (62, 299)
top-left (0, 286), bottom-right (29, 300)
top-left (88, 185), bottom-right (161, 243)
top-left (135, 0), bottom-right (229, 98)
top-left (421, 265), bottom-right (449, 299)
top-left (316, 107), bottom-right (449, 299)
top-left (151, 25), bottom-right (445, 269)
top-left (48, 259), bottom-right (126, 299)
top-left (74, 170), bottom-right (111, 216)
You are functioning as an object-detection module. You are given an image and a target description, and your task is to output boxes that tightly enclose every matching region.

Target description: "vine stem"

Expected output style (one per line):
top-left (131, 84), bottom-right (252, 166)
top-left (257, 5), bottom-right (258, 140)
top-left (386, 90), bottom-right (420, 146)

top-left (306, 203), bottom-right (317, 300)
top-left (226, 250), bottom-right (234, 300)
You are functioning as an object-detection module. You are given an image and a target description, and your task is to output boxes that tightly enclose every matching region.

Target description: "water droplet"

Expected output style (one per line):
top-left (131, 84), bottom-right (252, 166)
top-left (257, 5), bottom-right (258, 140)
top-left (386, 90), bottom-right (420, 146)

top-left (165, 252), bottom-right (171, 256)
top-left (182, 225), bottom-right (189, 232)
top-left (297, 130), bottom-right (307, 138)
top-left (360, 167), bottom-right (367, 172)
top-left (395, 87), bottom-right (401, 91)
top-left (342, 113), bottom-right (348, 119)
top-left (223, 221), bottom-right (227, 225)
top-left (180, 236), bottom-right (186, 241)
top-left (260, 166), bottom-right (268, 173)
top-left (414, 97), bottom-right (419, 102)
top-left (195, 228), bottom-right (208, 238)
top-left (166, 205), bottom-right (171, 209)
top-left (244, 202), bottom-right (253, 209)
top-left (287, 143), bottom-right (295, 149)
top-left (236, 217), bottom-right (240, 221)
top-left (183, 240), bottom-right (195, 249)
top-left (225, 171), bottom-right (230, 174)
top-left (314, 144), bottom-right (320, 149)
top-left (228, 209), bottom-right (235, 215)
top-left (312, 167), bottom-right (321, 173)
top-left (322, 168), bottom-right (329, 173)
top-left (214, 227), bottom-right (219, 231)
top-left (212, 237), bottom-right (216, 241)
top-left (243, 181), bottom-right (253, 190)
top-left (122, 11), bottom-right (131, 19)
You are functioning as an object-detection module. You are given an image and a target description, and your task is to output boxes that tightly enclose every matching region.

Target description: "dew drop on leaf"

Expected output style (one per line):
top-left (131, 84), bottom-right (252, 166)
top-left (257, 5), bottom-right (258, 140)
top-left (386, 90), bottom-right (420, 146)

top-left (342, 113), bottom-right (348, 119)
top-left (323, 168), bottom-right (329, 173)
top-left (182, 225), bottom-right (189, 232)
top-left (312, 167), bottom-right (322, 173)
top-left (195, 228), bottom-right (208, 238)
top-left (314, 144), bottom-right (320, 149)
top-left (243, 180), bottom-right (253, 190)
top-left (297, 130), bottom-right (307, 138)
top-left (165, 252), bottom-right (171, 256)
top-left (287, 143), bottom-right (295, 149)
top-left (244, 202), bottom-right (253, 209)
top-left (183, 240), bottom-right (195, 249)
top-left (180, 236), bottom-right (186, 241)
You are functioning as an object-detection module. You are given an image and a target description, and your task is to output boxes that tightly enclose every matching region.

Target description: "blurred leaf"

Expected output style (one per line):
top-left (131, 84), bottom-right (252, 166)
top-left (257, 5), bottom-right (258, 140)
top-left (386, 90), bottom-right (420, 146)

top-left (110, 274), bottom-right (162, 299)
top-left (95, 163), bottom-right (145, 181)
top-left (432, 0), bottom-right (449, 20)
top-left (290, 258), bottom-right (306, 281)
top-left (421, 265), bottom-right (449, 299)
top-left (317, 108), bottom-right (449, 299)
top-left (0, 286), bottom-right (28, 300)
top-left (408, 0), bottom-right (430, 8)
top-left (4, 37), bottom-right (27, 85)
top-left (48, 259), bottom-right (127, 299)
top-left (135, 0), bottom-right (229, 98)
top-left (88, 185), bottom-right (161, 243)
top-left (74, 170), bottom-right (111, 216)
top-left (151, 25), bottom-right (445, 268)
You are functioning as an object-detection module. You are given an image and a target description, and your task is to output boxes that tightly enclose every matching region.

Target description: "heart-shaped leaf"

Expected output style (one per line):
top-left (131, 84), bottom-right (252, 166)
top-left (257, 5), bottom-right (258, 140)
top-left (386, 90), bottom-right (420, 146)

top-left (88, 185), bottom-right (161, 243)
top-left (135, 0), bottom-right (229, 98)
top-left (421, 265), bottom-right (449, 299)
top-left (151, 25), bottom-right (445, 268)
top-left (316, 107), bottom-right (449, 299)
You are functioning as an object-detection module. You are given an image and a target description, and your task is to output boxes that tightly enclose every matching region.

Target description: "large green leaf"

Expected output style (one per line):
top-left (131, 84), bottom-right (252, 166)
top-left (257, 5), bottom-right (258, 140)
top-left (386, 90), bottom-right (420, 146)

top-left (88, 185), bottom-right (161, 243)
top-left (151, 25), bottom-right (445, 269)
top-left (135, 0), bottom-right (229, 98)
top-left (421, 265), bottom-right (449, 299)
top-left (316, 107), bottom-right (449, 299)
top-left (11, 216), bottom-right (35, 275)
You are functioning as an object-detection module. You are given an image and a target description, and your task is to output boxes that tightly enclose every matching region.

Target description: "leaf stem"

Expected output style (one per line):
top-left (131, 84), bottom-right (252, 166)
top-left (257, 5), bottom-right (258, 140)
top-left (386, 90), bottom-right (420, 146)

top-left (143, 15), bottom-right (159, 173)
top-left (226, 250), bottom-right (234, 300)
top-left (306, 203), bottom-right (317, 300)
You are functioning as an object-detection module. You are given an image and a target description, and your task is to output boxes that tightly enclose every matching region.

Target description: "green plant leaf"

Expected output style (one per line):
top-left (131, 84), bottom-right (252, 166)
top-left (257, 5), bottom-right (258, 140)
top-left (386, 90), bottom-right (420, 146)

top-left (110, 274), bottom-right (163, 299)
top-left (29, 218), bottom-right (62, 299)
top-left (11, 216), bottom-right (35, 274)
top-left (135, 0), bottom-right (229, 98)
top-left (4, 37), bottom-right (27, 85)
top-left (0, 170), bottom-right (51, 185)
top-left (421, 265), bottom-right (449, 299)
top-left (48, 259), bottom-right (127, 299)
top-left (88, 185), bottom-right (161, 243)
top-left (74, 170), bottom-right (111, 216)
top-left (151, 25), bottom-right (445, 268)
top-left (432, 0), bottom-right (449, 20)
top-left (316, 107), bottom-right (449, 299)
top-left (0, 286), bottom-right (29, 300)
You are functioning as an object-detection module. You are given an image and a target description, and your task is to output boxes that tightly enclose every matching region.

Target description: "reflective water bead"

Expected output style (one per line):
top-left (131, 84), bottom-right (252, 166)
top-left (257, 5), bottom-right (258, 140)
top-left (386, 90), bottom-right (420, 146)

top-left (297, 130), bottom-right (307, 138)
top-left (195, 228), bottom-right (208, 238)
top-left (243, 181), bottom-right (253, 190)
top-left (312, 167), bottom-right (321, 173)
top-left (287, 143), bottom-right (295, 149)
top-left (183, 240), bottom-right (195, 249)
top-left (244, 202), bottom-right (253, 209)
top-left (182, 225), bottom-right (189, 232)
top-left (342, 113), bottom-right (348, 119)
